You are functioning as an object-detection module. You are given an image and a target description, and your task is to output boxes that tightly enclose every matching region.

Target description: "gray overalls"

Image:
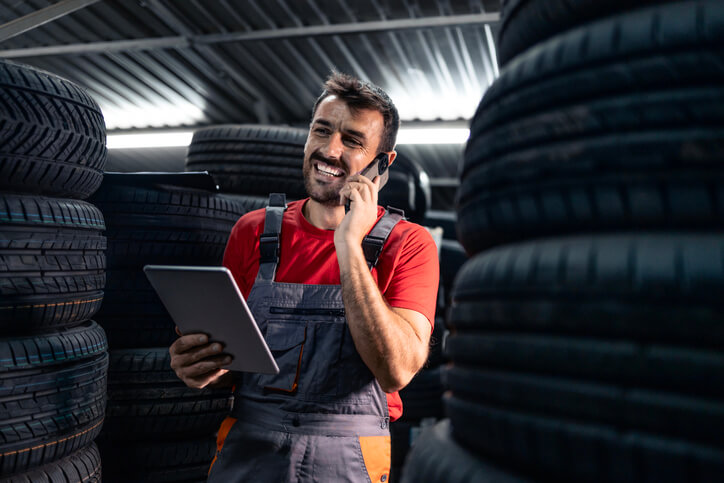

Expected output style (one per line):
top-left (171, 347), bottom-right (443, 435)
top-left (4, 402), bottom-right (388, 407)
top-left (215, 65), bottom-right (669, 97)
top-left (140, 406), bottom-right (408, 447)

top-left (208, 194), bottom-right (403, 483)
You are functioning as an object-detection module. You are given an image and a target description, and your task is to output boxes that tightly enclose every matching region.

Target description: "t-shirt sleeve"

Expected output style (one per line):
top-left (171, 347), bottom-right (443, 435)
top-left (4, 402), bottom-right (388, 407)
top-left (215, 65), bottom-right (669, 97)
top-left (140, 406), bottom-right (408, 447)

top-left (222, 211), bottom-right (263, 299)
top-left (382, 224), bottom-right (440, 328)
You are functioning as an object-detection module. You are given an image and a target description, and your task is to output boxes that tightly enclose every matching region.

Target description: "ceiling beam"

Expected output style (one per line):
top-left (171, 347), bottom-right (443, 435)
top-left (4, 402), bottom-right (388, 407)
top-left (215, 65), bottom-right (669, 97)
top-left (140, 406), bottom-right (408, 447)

top-left (0, 11), bottom-right (500, 58)
top-left (0, 0), bottom-right (101, 43)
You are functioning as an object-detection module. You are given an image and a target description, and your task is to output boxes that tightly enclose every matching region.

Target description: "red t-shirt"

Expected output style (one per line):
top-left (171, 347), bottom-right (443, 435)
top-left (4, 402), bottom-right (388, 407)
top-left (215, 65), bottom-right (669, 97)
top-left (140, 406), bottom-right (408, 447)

top-left (222, 199), bottom-right (439, 421)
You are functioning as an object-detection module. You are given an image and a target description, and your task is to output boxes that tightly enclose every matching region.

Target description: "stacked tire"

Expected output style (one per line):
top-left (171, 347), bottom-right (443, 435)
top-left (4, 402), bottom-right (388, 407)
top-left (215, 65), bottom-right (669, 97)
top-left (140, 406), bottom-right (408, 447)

top-left (0, 59), bottom-right (108, 481)
top-left (378, 154), bottom-right (432, 225)
top-left (404, 1), bottom-right (724, 482)
top-left (391, 238), bottom-right (467, 482)
top-left (184, 124), bottom-right (433, 223)
top-left (88, 173), bottom-right (250, 482)
top-left (185, 124), bottom-right (309, 202)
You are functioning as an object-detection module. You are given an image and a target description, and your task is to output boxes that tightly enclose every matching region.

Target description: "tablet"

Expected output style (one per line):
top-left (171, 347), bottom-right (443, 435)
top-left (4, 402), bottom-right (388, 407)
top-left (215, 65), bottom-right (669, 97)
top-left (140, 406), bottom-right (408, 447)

top-left (143, 265), bottom-right (279, 375)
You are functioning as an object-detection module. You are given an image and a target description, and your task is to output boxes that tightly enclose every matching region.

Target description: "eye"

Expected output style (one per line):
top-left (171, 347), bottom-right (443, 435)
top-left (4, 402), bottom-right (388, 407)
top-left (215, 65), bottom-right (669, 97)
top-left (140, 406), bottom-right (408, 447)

top-left (314, 127), bottom-right (330, 135)
top-left (344, 137), bottom-right (362, 147)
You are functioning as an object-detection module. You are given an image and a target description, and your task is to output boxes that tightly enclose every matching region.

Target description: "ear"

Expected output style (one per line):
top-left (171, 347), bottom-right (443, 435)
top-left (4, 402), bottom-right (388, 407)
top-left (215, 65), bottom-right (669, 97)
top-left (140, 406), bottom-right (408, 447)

top-left (386, 150), bottom-right (397, 166)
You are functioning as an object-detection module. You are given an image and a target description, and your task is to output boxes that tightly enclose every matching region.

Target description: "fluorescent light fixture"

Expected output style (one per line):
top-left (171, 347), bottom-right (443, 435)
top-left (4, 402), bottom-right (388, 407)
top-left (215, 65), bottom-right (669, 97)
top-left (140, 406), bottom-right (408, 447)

top-left (107, 127), bottom-right (470, 149)
top-left (107, 131), bottom-right (194, 149)
top-left (101, 102), bottom-right (206, 130)
top-left (396, 128), bottom-right (470, 145)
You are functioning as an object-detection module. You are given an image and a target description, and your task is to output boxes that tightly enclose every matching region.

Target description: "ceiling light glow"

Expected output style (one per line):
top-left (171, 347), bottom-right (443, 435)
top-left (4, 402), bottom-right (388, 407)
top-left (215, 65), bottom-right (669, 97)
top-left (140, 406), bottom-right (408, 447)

top-left (396, 128), bottom-right (470, 145)
top-left (107, 127), bottom-right (470, 149)
top-left (107, 131), bottom-right (194, 149)
top-left (101, 102), bottom-right (206, 130)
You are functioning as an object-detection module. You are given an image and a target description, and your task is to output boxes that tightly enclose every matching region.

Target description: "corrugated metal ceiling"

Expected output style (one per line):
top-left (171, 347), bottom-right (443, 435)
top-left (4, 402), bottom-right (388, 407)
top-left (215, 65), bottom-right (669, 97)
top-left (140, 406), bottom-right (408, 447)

top-left (0, 0), bottom-right (500, 129)
top-left (0, 0), bottom-right (501, 207)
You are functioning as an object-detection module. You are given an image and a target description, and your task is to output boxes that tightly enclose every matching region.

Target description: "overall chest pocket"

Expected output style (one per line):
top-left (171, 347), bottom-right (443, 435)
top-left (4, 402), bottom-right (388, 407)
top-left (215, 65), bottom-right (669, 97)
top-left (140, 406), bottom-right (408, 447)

top-left (255, 313), bottom-right (376, 402)
top-left (300, 320), bottom-right (376, 402)
top-left (257, 320), bottom-right (307, 393)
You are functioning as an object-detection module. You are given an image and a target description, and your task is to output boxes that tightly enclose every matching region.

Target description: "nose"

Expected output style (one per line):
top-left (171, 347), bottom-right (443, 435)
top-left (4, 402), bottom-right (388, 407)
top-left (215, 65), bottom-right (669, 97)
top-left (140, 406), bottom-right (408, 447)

top-left (320, 132), bottom-right (344, 159)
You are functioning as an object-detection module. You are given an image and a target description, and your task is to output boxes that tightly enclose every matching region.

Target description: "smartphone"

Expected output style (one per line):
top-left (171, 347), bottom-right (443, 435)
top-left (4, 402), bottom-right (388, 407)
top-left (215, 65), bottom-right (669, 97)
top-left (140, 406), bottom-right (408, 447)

top-left (344, 153), bottom-right (390, 212)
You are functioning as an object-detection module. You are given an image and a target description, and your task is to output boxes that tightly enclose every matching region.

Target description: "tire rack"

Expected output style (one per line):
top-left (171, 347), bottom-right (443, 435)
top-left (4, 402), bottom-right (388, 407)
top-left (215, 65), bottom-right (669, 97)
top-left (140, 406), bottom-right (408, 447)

top-left (0, 59), bottom-right (108, 481)
top-left (403, 1), bottom-right (724, 482)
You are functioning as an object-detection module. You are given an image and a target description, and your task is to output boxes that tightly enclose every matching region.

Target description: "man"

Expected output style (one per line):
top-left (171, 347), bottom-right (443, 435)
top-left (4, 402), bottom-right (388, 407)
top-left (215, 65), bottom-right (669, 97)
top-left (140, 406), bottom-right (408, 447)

top-left (169, 72), bottom-right (439, 482)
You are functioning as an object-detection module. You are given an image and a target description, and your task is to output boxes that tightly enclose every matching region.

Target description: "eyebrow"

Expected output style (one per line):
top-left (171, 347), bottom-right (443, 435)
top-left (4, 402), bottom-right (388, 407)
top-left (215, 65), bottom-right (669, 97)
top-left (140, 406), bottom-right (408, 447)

top-left (314, 119), bottom-right (367, 141)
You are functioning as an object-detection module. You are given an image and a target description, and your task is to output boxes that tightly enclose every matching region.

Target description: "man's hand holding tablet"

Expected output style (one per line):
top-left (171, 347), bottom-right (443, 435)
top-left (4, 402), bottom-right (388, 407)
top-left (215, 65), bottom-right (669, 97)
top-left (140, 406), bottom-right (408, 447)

top-left (169, 328), bottom-right (234, 389)
top-left (144, 265), bottom-right (280, 391)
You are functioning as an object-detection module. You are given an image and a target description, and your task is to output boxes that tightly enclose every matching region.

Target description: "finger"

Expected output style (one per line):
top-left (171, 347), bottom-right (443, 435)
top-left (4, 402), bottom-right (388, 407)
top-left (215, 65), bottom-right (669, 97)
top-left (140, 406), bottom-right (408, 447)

top-left (339, 184), bottom-right (360, 206)
top-left (170, 333), bottom-right (209, 355)
top-left (179, 354), bottom-right (233, 379)
top-left (347, 176), bottom-right (377, 199)
top-left (349, 174), bottom-right (376, 191)
top-left (345, 186), bottom-right (363, 206)
top-left (202, 368), bottom-right (231, 386)
top-left (370, 176), bottom-right (380, 202)
top-left (339, 186), bottom-right (351, 206)
top-left (349, 179), bottom-right (375, 203)
top-left (344, 180), bottom-right (371, 200)
top-left (171, 341), bottom-right (226, 369)
top-left (186, 368), bottom-right (229, 389)
top-left (174, 326), bottom-right (183, 337)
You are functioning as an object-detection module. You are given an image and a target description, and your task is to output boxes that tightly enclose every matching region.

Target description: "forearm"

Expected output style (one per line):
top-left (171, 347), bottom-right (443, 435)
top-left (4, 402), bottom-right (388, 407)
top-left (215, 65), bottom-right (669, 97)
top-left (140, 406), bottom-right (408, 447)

top-left (337, 243), bottom-right (429, 393)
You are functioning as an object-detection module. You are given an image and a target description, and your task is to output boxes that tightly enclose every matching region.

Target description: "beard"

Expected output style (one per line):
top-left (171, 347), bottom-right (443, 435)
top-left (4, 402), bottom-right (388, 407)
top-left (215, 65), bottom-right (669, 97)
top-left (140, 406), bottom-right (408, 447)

top-left (303, 155), bottom-right (347, 206)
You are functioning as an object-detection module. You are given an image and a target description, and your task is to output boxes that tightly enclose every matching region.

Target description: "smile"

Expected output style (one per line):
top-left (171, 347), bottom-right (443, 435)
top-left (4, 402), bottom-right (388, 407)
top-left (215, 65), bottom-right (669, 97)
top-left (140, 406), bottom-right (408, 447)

top-left (315, 161), bottom-right (345, 178)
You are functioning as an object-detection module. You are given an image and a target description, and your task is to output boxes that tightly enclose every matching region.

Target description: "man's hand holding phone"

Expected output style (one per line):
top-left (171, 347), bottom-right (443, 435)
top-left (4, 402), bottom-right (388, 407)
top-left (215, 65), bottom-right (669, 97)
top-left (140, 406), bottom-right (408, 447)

top-left (336, 172), bottom-right (381, 247)
top-left (335, 152), bottom-right (390, 257)
top-left (343, 153), bottom-right (390, 213)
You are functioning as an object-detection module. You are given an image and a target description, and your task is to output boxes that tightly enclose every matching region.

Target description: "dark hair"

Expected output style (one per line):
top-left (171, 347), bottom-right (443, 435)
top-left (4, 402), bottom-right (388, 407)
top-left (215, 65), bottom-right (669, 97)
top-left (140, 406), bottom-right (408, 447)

top-left (311, 71), bottom-right (400, 153)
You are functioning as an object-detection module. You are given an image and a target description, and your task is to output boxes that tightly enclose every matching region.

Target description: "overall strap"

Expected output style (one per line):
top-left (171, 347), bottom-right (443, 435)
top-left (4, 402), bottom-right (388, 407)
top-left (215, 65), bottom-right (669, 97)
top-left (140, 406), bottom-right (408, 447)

top-left (256, 193), bottom-right (287, 283)
top-left (362, 206), bottom-right (405, 270)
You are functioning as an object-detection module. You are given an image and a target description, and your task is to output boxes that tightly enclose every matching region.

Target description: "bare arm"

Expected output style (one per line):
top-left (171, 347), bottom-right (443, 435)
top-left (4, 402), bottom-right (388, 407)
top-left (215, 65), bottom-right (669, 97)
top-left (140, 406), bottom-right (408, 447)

top-left (336, 175), bottom-right (431, 393)
top-left (337, 242), bottom-right (430, 392)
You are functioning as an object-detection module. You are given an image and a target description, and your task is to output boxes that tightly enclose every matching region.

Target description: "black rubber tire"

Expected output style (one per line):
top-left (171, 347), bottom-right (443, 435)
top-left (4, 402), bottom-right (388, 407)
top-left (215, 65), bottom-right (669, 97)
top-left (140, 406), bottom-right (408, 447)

top-left (391, 420), bottom-right (443, 483)
top-left (98, 437), bottom-right (215, 483)
top-left (449, 234), bottom-right (724, 348)
top-left (102, 348), bottom-right (232, 438)
top-left (0, 321), bottom-right (108, 476)
top-left (4, 443), bottom-right (102, 483)
top-left (216, 193), bottom-right (268, 214)
top-left (89, 183), bottom-right (246, 268)
top-left (185, 124), bottom-right (308, 198)
top-left (399, 366), bottom-right (444, 421)
top-left (422, 210), bottom-right (457, 241)
top-left (446, 331), bottom-right (724, 400)
top-left (401, 419), bottom-right (530, 483)
top-left (88, 179), bottom-right (247, 347)
top-left (378, 154), bottom-right (431, 224)
top-left (439, 239), bottom-right (467, 305)
top-left (390, 419), bottom-right (414, 480)
top-left (0, 194), bottom-right (106, 333)
top-left (0, 59), bottom-right (106, 199)
top-left (445, 233), bottom-right (724, 480)
top-left (446, 365), bottom-right (724, 448)
top-left (497, 0), bottom-right (675, 66)
top-left (97, 269), bottom-right (178, 348)
top-left (460, 1), bottom-right (724, 254)
top-left (446, 395), bottom-right (724, 483)
top-left (427, 316), bottom-right (447, 368)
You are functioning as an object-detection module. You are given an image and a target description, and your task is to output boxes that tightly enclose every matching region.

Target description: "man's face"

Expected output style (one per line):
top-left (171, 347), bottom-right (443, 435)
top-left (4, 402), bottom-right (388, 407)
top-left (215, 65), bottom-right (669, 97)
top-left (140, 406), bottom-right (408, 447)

top-left (303, 95), bottom-right (385, 206)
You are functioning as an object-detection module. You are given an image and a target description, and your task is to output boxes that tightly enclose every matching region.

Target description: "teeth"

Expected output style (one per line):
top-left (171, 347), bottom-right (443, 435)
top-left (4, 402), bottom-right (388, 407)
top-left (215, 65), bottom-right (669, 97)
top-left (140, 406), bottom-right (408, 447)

top-left (316, 162), bottom-right (344, 177)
